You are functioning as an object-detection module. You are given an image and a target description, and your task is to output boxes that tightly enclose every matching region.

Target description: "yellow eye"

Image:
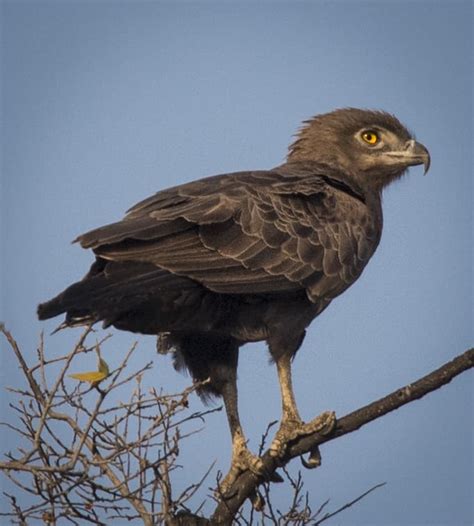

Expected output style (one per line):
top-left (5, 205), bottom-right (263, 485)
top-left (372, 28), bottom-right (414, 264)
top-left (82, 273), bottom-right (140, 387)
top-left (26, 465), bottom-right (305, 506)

top-left (361, 131), bottom-right (379, 145)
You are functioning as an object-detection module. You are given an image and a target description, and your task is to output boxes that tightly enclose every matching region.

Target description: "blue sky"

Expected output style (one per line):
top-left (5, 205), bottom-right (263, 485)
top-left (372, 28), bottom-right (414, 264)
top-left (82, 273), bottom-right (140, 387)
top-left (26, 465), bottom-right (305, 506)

top-left (1, 1), bottom-right (472, 524)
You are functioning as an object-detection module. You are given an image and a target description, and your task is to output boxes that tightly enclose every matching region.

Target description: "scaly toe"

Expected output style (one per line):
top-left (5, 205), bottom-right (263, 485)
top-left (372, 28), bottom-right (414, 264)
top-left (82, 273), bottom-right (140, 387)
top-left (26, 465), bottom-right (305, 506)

top-left (269, 434), bottom-right (288, 458)
top-left (218, 450), bottom-right (264, 497)
top-left (269, 411), bottom-right (336, 460)
top-left (301, 410), bottom-right (336, 436)
top-left (218, 465), bottom-right (241, 497)
top-left (269, 418), bottom-right (303, 458)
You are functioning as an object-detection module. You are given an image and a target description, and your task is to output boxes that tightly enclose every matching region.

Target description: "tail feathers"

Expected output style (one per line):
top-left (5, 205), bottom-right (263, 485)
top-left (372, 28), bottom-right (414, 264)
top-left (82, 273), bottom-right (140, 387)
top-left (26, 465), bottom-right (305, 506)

top-left (37, 297), bottom-right (91, 322)
top-left (37, 259), bottom-right (198, 327)
top-left (38, 256), bottom-right (108, 322)
top-left (38, 281), bottom-right (104, 327)
top-left (37, 297), bottom-right (63, 321)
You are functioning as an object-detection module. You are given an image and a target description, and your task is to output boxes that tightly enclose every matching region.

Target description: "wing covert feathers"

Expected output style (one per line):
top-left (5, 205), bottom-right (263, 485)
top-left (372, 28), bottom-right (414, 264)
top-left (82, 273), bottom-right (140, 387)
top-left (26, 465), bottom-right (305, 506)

top-left (74, 164), bottom-right (381, 302)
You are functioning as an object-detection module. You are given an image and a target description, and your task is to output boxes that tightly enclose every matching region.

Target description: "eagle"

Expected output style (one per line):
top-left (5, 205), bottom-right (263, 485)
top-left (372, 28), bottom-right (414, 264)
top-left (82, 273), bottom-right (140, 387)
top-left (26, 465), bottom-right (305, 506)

top-left (38, 108), bottom-right (430, 490)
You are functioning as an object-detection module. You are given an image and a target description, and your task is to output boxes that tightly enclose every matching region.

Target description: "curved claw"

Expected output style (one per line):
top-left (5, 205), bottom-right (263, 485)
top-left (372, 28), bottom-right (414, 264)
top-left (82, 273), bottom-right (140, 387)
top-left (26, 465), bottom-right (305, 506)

top-left (250, 489), bottom-right (265, 511)
top-left (301, 445), bottom-right (321, 469)
top-left (268, 470), bottom-right (284, 483)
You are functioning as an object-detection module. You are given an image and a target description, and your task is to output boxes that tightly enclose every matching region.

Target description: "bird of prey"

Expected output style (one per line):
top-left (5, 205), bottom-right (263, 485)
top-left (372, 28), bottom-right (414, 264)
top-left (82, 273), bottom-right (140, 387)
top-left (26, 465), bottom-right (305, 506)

top-left (38, 108), bottom-right (430, 490)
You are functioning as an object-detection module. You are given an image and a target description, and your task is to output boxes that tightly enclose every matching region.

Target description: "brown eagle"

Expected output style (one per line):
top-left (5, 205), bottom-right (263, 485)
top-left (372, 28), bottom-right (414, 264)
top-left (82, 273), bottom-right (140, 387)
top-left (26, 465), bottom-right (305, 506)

top-left (38, 108), bottom-right (430, 489)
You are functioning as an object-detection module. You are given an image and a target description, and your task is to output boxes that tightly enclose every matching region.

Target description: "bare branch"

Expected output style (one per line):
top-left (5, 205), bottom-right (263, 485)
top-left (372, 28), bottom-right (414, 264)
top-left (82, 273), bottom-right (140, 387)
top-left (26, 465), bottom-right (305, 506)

top-left (0, 325), bottom-right (213, 525)
top-left (1, 322), bottom-right (471, 526)
top-left (314, 482), bottom-right (386, 525)
top-left (211, 348), bottom-right (474, 524)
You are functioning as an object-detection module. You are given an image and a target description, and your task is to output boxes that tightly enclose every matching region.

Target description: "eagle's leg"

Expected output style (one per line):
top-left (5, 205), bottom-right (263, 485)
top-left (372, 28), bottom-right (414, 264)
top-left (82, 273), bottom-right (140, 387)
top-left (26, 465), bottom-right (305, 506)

top-left (218, 375), bottom-right (264, 495)
top-left (275, 352), bottom-right (303, 422)
top-left (171, 334), bottom-right (262, 493)
top-left (269, 337), bottom-right (336, 461)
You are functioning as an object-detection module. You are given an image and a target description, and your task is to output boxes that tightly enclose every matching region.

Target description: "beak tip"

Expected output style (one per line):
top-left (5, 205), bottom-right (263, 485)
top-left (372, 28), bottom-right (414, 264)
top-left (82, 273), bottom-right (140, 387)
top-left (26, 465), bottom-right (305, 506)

top-left (415, 141), bottom-right (430, 176)
top-left (423, 156), bottom-right (431, 176)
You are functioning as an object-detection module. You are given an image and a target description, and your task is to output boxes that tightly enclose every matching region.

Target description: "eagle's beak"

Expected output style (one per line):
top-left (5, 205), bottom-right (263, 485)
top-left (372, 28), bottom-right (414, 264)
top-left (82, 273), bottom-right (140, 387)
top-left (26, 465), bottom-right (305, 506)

top-left (385, 139), bottom-right (431, 175)
top-left (407, 140), bottom-right (431, 175)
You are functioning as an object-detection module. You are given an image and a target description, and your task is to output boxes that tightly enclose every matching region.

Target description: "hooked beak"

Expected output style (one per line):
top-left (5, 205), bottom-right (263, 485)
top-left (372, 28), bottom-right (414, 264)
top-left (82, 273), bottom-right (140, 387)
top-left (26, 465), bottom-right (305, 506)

top-left (385, 139), bottom-right (431, 175)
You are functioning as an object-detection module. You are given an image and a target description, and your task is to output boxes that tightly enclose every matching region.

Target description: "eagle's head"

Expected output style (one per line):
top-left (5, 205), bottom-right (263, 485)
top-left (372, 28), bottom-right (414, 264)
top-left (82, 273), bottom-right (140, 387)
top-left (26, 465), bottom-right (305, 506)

top-left (288, 108), bottom-right (430, 190)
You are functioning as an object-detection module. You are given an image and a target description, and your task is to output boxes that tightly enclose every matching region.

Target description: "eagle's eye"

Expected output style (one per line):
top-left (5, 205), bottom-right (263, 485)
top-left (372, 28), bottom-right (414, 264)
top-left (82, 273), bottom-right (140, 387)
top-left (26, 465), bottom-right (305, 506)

top-left (361, 130), bottom-right (380, 145)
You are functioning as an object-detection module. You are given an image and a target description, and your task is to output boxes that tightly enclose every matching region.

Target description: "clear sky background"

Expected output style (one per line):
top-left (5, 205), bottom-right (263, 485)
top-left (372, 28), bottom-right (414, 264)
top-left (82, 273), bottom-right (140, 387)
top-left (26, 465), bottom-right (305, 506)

top-left (1, 1), bottom-right (472, 524)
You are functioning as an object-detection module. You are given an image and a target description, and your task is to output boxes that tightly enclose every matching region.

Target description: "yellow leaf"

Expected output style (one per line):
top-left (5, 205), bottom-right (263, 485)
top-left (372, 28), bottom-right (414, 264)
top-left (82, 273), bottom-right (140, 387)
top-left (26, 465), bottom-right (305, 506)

top-left (69, 357), bottom-right (109, 384)
top-left (98, 357), bottom-right (110, 377)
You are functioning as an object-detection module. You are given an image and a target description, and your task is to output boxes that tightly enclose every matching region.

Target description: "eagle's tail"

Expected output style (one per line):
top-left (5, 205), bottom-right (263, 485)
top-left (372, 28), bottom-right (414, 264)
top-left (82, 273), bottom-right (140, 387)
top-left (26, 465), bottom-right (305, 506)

top-left (37, 296), bottom-right (96, 327)
top-left (37, 257), bottom-right (197, 331)
top-left (37, 257), bottom-right (109, 325)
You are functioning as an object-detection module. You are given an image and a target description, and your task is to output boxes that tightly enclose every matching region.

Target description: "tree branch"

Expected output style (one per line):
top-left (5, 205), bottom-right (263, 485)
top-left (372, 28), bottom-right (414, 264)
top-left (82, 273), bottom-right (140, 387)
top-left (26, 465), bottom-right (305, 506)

top-left (211, 348), bottom-right (474, 524)
top-left (0, 325), bottom-right (216, 524)
top-left (1, 322), bottom-right (471, 525)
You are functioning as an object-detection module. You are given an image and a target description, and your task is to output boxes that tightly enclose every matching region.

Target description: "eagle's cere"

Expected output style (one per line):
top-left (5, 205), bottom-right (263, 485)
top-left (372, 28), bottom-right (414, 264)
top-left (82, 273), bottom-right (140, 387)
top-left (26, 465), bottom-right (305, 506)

top-left (38, 108), bottom-right (430, 491)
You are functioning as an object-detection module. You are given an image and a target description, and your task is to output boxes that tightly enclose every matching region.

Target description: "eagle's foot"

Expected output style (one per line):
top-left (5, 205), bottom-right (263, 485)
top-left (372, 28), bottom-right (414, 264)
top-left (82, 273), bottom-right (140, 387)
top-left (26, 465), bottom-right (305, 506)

top-left (269, 410), bottom-right (336, 459)
top-left (218, 436), bottom-right (264, 497)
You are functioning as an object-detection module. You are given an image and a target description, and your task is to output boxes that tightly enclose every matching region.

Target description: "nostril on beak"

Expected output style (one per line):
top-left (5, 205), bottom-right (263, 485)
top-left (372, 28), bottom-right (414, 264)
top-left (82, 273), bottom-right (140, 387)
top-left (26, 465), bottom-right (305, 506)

top-left (405, 139), bottom-right (416, 151)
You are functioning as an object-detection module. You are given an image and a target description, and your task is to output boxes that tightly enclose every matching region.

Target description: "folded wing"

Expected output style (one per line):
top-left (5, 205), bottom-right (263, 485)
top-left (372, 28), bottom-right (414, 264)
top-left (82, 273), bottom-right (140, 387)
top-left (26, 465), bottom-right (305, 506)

top-left (75, 165), bottom-right (379, 304)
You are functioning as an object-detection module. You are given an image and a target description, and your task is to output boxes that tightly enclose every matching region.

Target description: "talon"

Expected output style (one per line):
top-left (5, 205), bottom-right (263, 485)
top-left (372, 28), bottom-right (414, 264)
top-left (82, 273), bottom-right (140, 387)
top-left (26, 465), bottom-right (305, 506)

top-left (217, 441), bottom-right (264, 497)
top-left (301, 445), bottom-right (321, 469)
top-left (269, 470), bottom-right (284, 483)
top-left (270, 411), bottom-right (336, 460)
top-left (250, 489), bottom-right (265, 511)
top-left (305, 410), bottom-right (336, 435)
top-left (217, 467), bottom-right (239, 499)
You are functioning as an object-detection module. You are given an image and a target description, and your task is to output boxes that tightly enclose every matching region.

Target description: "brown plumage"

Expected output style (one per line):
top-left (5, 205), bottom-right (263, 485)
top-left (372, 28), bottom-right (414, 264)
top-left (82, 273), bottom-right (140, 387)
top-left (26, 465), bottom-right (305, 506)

top-left (38, 108), bottom-right (430, 488)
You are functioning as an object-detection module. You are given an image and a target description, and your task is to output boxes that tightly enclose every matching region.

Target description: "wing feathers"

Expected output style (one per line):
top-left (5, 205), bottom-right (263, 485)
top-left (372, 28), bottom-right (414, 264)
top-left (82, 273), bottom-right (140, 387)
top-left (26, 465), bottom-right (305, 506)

top-left (77, 217), bottom-right (192, 249)
top-left (74, 165), bottom-right (380, 303)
